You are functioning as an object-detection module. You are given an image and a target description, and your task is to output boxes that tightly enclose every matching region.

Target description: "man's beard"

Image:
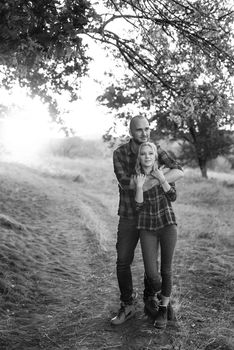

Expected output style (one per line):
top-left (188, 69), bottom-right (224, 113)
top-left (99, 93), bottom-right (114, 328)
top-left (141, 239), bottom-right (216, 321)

top-left (134, 139), bottom-right (142, 145)
top-left (134, 138), bottom-right (148, 145)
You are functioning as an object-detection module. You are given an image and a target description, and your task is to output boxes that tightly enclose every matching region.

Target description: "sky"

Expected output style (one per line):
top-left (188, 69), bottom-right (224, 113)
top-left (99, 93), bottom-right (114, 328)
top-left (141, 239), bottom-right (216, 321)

top-left (0, 39), bottom-right (125, 159)
top-left (64, 40), bottom-right (116, 139)
top-left (0, 1), bottom-right (135, 149)
top-left (1, 42), bottom-right (115, 137)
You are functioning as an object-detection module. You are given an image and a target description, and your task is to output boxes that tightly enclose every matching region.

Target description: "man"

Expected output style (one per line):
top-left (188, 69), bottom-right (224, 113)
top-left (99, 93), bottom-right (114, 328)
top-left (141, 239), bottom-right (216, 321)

top-left (111, 115), bottom-right (183, 325)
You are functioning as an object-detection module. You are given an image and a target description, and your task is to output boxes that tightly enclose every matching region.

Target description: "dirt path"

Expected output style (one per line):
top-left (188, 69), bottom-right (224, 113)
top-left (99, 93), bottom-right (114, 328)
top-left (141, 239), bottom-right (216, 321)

top-left (0, 161), bottom-right (233, 350)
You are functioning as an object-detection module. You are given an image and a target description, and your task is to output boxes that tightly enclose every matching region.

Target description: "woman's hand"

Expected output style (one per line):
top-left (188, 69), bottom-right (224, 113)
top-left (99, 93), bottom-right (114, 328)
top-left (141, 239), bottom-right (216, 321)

top-left (133, 174), bottom-right (146, 188)
top-left (151, 167), bottom-right (166, 184)
top-left (160, 165), bottom-right (170, 175)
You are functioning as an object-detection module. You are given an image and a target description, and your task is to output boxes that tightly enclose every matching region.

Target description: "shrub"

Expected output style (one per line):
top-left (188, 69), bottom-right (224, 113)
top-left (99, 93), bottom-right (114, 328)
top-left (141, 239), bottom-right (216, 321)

top-left (208, 156), bottom-right (232, 172)
top-left (226, 154), bottom-right (234, 169)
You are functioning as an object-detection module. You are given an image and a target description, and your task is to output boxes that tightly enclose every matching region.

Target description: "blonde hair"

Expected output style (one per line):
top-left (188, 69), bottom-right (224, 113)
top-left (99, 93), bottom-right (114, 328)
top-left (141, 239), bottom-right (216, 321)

top-left (135, 142), bottom-right (158, 174)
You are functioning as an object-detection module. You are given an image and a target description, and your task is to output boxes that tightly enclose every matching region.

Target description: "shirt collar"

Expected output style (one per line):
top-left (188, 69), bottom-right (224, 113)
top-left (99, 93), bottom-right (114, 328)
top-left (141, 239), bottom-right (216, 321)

top-left (128, 139), bottom-right (139, 155)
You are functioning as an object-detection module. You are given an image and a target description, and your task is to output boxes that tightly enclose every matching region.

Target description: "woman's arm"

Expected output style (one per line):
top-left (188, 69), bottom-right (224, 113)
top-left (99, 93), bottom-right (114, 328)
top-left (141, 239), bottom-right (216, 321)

top-left (134, 174), bottom-right (146, 203)
top-left (165, 183), bottom-right (177, 202)
top-left (152, 168), bottom-right (177, 201)
top-left (133, 174), bottom-right (146, 212)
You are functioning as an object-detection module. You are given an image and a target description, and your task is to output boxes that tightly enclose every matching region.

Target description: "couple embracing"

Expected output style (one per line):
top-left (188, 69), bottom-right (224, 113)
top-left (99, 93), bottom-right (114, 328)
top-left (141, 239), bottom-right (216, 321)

top-left (111, 115), bottom-right (183, 329)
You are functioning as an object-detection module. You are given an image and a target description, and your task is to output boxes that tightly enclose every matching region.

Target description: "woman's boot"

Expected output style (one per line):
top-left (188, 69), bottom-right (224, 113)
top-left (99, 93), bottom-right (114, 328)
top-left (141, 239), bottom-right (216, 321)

top-left (157, 293), bottom-right (176, 321)
top-left (154, 304), bottom-right (168, 329)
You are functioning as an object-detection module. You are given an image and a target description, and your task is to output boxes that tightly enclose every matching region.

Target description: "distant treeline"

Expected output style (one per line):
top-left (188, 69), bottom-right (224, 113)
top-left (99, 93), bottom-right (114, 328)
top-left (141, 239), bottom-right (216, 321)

top-left (43, 135), bottom-right (234, 173)
top-left (44, 136), bottom-right (112, 159)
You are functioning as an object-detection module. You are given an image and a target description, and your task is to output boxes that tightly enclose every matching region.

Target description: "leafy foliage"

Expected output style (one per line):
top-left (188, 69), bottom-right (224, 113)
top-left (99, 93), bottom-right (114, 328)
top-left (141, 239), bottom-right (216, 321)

top-left (97, 0), bottom-right (234, 88)
top-left (98, 1), bottom-right (234, 177)
top-left (0, 0), bottom-right (100, 128)
top-left (0, 0), bottom-right (234, 142)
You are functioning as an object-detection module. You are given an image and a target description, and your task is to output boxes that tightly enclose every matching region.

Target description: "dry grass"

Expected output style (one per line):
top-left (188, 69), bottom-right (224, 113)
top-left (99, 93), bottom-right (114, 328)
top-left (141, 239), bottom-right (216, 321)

top-left (0, 156), bottom-right (234, 350)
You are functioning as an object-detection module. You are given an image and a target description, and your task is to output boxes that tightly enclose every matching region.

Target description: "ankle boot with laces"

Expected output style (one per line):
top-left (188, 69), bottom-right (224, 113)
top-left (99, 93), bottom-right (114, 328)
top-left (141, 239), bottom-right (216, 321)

top-left (144, 296), bottom-right (158, 318)
top-left (111, 302), bottom-right (136, 325)
top-left (157, 293), bottom-right (176, 321)
top-left (111, 292), bottom-right (137, 325)
top-left (154, 304), bottom-right (168, 329)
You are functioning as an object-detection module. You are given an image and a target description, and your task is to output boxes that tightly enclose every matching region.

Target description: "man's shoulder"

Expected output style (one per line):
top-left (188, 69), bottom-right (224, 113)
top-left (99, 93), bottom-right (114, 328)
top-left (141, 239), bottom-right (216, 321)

top-left (113, 140), bottom-right (131, 154)
top-left (156, 144), bottom-right (165, 155)
top-left (149, 139), bottom-right (164, 153)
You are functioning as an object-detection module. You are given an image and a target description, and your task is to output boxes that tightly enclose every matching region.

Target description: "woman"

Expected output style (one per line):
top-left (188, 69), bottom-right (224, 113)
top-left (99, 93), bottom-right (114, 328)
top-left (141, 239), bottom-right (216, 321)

top-left (133, 142), bottom-right (177, 329)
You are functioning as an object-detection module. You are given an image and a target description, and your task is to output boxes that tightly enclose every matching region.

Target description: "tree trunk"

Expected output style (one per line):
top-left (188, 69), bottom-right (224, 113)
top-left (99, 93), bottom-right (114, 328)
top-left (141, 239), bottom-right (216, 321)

top-left (198, 158), bottom-right (208, 178)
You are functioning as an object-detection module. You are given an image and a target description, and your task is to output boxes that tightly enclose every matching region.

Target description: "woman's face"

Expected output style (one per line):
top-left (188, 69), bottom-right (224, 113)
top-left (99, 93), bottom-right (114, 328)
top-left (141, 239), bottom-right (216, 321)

top-left (139, 145), bottom-right (155, 168)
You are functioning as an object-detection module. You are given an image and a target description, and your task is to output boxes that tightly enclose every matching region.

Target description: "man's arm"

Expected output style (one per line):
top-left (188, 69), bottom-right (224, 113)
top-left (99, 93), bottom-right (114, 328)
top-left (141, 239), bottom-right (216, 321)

top-left (153, 145), bottom-right (184, 183)
top-left (113, 149), bottom-right (133, 190)
top-left (142, 167), bottom-right (183, 192)
top-left (163, 168), bottom-right (184, 183)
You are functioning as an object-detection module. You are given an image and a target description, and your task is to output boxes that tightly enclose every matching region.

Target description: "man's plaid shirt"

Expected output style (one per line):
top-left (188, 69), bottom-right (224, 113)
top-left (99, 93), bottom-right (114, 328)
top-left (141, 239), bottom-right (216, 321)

top-left (113, 139), bottom-right (182, 220)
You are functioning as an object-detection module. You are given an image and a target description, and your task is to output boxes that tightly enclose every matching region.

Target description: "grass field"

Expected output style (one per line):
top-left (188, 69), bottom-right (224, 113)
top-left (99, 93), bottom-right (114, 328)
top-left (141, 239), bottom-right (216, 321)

top-left (0, 155), bottom-right (233, 350)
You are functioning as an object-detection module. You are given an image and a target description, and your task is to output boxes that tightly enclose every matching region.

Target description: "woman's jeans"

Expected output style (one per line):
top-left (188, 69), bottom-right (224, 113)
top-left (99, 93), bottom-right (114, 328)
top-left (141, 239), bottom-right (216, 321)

top-left (116, 217), bottom-right (158, 303)
top-left (116, 217), bottom-right (177, 303)
top-left (140, 224), bottom-right (177, 298)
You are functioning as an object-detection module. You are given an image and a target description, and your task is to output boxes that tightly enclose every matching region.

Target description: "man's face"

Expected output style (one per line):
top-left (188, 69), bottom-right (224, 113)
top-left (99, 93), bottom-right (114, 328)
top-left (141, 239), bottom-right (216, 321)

top-left (130, 118), bottom-right (150, 144)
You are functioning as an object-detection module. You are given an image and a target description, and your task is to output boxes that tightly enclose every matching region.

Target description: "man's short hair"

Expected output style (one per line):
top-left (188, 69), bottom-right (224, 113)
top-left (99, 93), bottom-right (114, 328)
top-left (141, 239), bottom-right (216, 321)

top-left (129, 115), bottom-right (149, 132)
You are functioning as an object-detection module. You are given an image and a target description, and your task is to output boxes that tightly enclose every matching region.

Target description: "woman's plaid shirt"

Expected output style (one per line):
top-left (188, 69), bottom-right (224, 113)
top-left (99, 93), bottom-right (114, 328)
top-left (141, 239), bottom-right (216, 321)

top-left (113, 139), bottom-right (182, 219)
top-left (135, 184), bottom-right (177, 231)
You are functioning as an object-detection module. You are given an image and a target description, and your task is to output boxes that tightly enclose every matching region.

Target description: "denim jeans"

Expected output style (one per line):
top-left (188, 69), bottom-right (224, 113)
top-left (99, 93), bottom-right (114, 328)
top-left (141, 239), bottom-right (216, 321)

top-left (116, 217), bottom-right (159, 303)
top-left (140, 224), bottom-right (177, 298)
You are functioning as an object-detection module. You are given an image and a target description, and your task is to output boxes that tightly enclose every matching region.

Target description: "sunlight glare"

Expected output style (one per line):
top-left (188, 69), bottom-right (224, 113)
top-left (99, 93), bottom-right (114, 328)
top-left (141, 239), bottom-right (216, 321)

top-left (1, 88), bottom-right (59, 161)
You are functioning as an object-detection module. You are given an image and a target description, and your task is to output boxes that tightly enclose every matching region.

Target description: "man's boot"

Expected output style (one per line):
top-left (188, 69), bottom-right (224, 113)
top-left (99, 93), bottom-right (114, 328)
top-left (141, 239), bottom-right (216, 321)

top-left (111, 291), bottom-right (137, 325)
top-left (111, 302), bottom-right (136, 325)
top-left (144, 296), bottom-right (158, 318)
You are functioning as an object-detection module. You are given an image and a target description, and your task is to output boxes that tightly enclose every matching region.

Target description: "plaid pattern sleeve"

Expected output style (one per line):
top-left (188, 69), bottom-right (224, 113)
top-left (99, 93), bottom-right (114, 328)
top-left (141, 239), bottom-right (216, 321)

top-left (113, 142), bottom-right (138, 218)
top-left (113, 147), bottom-right (131, 189)
top-left (113, 143), bottom-right (136, 190)
top-left (135, 201), bottom-right (144, 212)
top-left (157, 145), bottom-right (183, 170)
top-left (164, 183), bottom-right (176, 202)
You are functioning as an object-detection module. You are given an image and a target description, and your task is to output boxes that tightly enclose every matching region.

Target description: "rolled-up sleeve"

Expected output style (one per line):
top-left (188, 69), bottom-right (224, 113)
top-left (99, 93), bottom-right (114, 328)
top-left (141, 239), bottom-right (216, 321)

top-left (158, 146), bottom-right (183, 171)
top-left (164, 183), bottom-right (177, 202)
top-left (135, 201), bottom-right (144, 212)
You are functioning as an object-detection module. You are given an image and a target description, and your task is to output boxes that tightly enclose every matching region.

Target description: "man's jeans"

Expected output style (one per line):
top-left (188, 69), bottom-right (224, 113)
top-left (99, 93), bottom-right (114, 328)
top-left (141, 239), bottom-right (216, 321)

top-left (116, 217), bottom-right (159, 304)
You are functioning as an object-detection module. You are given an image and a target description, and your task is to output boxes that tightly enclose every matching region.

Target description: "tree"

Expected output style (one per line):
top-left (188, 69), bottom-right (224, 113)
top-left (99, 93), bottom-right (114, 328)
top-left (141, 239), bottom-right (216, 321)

top-left (163, 83), bottom-right (234, 177)
top-left (0, 0), bottom-right (100, 130)
top-left (0, 0), bottom-right (234, 136)
top-left (100, 79), bottom-right (234, 178)
top-left (98, 1), bottom-right (234, 178)
top-left (95, 0), bottom-right (234, 87)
